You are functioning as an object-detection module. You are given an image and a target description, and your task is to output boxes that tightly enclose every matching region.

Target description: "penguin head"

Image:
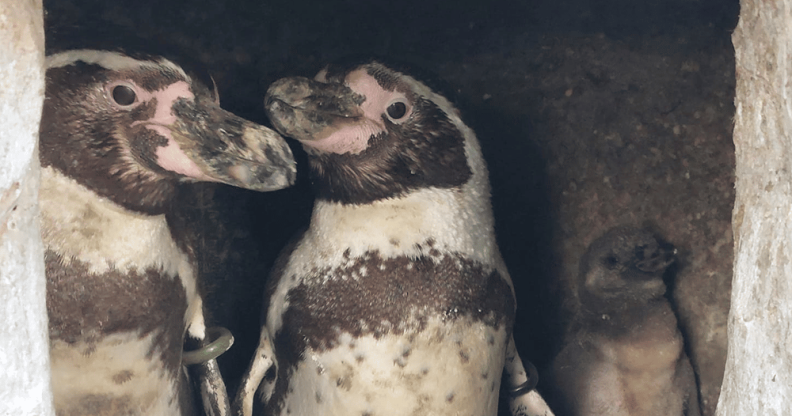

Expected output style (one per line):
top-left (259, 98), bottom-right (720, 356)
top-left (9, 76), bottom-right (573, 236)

top-left (40, 49), bottom-right (296, 214)
top-left (577, 226), bottom-right (675, 312)
top-left (264, 60), bottom-right (486, 205)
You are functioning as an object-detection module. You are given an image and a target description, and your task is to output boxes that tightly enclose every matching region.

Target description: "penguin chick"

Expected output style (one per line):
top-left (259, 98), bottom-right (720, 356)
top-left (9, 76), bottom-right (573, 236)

top-left (547, 227), bottom-right (700, 416)
top-left (235, 60), bottom-right (553, 416)
top-left (40, 49), bottom-right (295, 416)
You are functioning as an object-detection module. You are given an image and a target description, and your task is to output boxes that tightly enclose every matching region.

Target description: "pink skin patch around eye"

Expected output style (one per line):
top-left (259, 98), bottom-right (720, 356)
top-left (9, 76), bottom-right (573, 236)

top-left (301, 69), bottom-right (409, 156)
top-left (154, 132), bottom-right (214, 180)
top-left (128, 81), bottom-right (215, 180)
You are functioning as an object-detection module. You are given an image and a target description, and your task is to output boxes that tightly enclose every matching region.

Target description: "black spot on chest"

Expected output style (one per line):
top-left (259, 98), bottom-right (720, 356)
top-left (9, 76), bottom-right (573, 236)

top-left (276, 250), bottom-right (514, 354)
top-left (45, 250), bottom-right (188, 376)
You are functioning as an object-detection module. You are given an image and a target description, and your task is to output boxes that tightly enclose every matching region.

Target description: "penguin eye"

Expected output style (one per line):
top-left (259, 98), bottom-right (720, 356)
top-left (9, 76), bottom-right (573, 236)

top-left (110, 83), bottom-right (138, 107)
top-left (635, 245), bottom-right (648, 260)
top-left (603, 255), bottom-right (620, 270)
top-left (385, 100), bottom-right (409, 122)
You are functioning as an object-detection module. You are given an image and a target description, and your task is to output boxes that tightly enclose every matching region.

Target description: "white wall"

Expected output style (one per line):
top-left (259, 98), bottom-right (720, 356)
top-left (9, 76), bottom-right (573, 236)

top-left (718, 0), bottom-right (792, 414)
top-left (0, 0), bottom-right (54, 414)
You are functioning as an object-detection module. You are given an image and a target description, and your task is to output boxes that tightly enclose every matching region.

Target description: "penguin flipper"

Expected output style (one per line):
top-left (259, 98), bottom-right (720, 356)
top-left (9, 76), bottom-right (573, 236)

top-left (233, 329), bottom-right (277, 416)
top-left (192, 358), bottom-right (232, 416)
top-left (678, 354), bottom-right (702, 416)
top-left (504, 336), bottom-right (556, 416)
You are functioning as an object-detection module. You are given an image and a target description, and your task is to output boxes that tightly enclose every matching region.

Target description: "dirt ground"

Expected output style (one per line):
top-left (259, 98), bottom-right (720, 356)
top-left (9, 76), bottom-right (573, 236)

top-left (43, 1), bottom-right (739, 414)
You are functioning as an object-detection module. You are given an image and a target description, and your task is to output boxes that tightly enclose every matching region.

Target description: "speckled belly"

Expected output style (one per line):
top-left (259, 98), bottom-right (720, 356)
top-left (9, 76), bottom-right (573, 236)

top-left (45, 251), bottom-right (193, 416)
top-left (50, 332), bottom-right (189, 416)
top-left (274, 317), bottom-right (509, 416)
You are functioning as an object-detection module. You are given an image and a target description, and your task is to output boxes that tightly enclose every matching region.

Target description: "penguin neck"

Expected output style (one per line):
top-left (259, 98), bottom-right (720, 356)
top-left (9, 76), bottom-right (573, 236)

top-left (308, 184), bottom-right (498, 264)
top-left (38, 102), bottom-right (178, 215)
top-left (39, 166), bottom-right (191, 279)
top-left (578, 296), bottom-right (675, 338)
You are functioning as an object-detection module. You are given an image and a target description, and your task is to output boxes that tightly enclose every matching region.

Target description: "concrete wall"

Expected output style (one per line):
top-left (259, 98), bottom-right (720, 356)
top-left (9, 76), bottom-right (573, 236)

top-left (0, 0), bottom-right (53, 414)
top-left (718, 0), bottom-right (792, 414)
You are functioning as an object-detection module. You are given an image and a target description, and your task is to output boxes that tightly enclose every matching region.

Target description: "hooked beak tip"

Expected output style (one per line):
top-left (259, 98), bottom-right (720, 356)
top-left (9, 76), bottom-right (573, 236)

top-left (226, 137), bottom-right (297, 191)
top-left (228, 164), bottom-right (253, 185)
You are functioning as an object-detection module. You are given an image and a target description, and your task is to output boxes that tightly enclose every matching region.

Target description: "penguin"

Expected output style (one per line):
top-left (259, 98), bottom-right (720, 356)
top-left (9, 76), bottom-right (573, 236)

top-left (546, 226), bottom-right (700, 416)
top-left (233, 60), bottom-right (554, 416)
top-left (40, 48), bottom-right (296, 416)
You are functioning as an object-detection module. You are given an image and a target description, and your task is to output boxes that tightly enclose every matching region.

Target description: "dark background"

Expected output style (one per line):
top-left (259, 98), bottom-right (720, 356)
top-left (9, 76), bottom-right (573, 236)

top-left (44, 1), bottom-right (740, 414)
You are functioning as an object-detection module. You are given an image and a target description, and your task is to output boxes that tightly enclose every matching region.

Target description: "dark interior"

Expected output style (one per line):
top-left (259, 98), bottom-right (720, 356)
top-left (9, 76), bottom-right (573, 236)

top-left (43, 1), bottom-right (740, 414)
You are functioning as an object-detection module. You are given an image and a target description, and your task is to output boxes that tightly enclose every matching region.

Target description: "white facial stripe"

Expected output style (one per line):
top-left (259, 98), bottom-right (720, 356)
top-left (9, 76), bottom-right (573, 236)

top-left (47, 50), bottom-right (147, 70)
top-left (276, 317), bottom-right (508, 416)
top-left (46, 49), bottom-right (188, 80)
top-left (50, 333), bottom-right (182, 415)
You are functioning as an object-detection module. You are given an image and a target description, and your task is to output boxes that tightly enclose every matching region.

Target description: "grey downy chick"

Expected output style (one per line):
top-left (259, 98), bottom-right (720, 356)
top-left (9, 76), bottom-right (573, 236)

top-left (547, 227), bottom-right (700, 416)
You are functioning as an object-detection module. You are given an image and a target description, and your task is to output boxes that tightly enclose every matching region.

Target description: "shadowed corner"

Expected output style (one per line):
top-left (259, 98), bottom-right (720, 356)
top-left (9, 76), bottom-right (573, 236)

top-left (460, 99), bottom-right (560, 416)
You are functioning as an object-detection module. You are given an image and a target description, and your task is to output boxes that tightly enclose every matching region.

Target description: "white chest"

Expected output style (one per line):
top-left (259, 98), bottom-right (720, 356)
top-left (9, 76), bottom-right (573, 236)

top-left (580, 310), bottom-right (687, 415)
top-left (39, 166), bottom-right (193, 281)
top-left (267, 187), bottom-right (509, 334)
top-left (262, 196), bottom-right (515, 415)
top-left (39, 166), bottom-right (201, 416)
top-left (50, 333), bottom-right (186, 416)
top-left (276, 317), bottom-right (509, 416)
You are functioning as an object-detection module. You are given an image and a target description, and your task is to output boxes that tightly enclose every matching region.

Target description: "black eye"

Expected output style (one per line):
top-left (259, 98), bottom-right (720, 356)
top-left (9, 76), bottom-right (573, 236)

top-left (635, 245), bottom-right (648, 260)
top-left (112, 85), bottom-right (137, 106)
top-left (603, 255), bottom-right (620, 270)
top-left (386, 101), bottom-right (407, 120)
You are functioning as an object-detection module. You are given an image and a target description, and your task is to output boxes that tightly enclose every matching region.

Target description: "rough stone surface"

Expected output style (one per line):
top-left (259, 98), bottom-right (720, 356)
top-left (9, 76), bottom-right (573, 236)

top-left (0, 0), bottom-right (53, 414)
top-left (717, 0), bottom-right (792, 414)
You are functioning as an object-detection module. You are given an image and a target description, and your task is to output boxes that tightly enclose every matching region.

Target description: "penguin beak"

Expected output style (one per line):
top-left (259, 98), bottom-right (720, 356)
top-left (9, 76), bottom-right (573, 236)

top-left (167, 97), bottom-right (297, 192)
top-left (635, 245), bottom-right (676, 274)
top-left (263, 76), bottom-right (364, 142)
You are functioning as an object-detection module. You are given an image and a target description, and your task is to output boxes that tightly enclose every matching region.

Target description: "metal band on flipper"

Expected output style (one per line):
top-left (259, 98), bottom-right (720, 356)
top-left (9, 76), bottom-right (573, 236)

top-left (183, 326), bottom-right (234, 365)
top-left (509, 360), bottom-right (539, 397)
top-left (185, 326), bottom-right (235, 416)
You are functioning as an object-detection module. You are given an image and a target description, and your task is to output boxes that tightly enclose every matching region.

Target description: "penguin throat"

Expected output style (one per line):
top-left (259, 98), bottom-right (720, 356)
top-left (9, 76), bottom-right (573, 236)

top-left (43, 157), bottom-right (177, 216)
